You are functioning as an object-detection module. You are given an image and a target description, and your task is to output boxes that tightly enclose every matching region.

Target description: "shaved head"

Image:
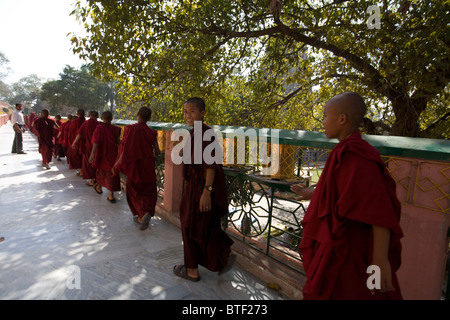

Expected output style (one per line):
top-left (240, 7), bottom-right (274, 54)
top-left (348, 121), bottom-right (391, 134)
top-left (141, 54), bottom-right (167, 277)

top-left (327, 92), bottom-right (367, 128)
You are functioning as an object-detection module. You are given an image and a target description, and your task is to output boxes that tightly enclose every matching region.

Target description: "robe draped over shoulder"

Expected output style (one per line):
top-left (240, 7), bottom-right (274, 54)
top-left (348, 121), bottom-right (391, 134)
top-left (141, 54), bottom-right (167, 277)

top-left (299, 131), bottom-right (403, 300)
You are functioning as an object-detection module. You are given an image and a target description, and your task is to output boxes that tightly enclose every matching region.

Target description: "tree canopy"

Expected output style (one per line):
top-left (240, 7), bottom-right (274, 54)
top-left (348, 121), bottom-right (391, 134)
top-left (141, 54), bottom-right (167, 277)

top-left (71, 0), bottom-right (449, 138)
top-left (40, 65), bottom-right (117, 115)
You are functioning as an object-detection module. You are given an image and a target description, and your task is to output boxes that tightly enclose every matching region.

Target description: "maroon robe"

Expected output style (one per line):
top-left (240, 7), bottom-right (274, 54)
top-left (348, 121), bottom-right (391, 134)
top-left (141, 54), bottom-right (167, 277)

top-left (91, 123), bottom-right (122, 192)
top-left (54, 120), bottom-right (65, 158)
top-left (59, 120), bottom-right (72, 164)
top-left (179, 123), bottom-right (233, 272)
top-left (114, 122), bottom-right (158, 218)
top-left (67, 116), bottom-right (85, 169)
top-left (34, 116), bottom-right (56, 164)
top-left (77, 118), bottom-right (99, 179)
top-left (299, 131), bottom-right (403, 300)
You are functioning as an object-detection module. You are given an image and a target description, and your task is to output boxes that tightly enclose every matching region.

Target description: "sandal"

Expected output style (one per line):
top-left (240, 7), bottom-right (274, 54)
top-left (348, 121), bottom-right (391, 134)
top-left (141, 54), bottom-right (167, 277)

top-left (93, 184), bottom-right (103, 194)
top-left (218, 253), bottom-right (236, 276)
top-left (139, 213), bottom-right (152, 230)
top-left (173, 265), bottom-right (200, 282)
top-left (108, 197), bottom-right (116, 203)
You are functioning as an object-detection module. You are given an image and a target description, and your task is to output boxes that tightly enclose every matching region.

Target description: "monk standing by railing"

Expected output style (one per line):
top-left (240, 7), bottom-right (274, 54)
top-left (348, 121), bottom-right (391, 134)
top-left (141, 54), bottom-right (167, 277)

top-left (291, 92), bottom-right (403, 300)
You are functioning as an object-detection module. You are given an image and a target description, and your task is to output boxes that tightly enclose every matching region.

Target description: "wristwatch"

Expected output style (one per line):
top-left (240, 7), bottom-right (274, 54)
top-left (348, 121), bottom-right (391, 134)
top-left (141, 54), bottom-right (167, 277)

top-left (204, 185), bottom-right (213, 192)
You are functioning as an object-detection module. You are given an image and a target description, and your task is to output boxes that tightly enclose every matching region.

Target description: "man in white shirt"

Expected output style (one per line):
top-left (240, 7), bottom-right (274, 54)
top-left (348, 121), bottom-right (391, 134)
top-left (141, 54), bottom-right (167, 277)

top-left (11, 103), bottom-right (26, 154)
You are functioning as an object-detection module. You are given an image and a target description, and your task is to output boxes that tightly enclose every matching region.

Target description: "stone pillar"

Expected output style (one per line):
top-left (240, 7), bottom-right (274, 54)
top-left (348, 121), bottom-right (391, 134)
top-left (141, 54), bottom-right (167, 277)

top-left (162, 130), bottom-right (184, 214)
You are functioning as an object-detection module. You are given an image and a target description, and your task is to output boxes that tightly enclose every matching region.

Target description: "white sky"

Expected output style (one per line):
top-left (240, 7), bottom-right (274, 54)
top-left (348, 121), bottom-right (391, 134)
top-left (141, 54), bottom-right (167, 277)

top-left (0, 0), bottom-right (88, 84)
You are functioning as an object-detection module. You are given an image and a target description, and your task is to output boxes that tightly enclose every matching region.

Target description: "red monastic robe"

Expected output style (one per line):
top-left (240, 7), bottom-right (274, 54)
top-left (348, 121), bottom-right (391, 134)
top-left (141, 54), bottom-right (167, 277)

top-left (66, 116), bottom-right (85, 169)
top-left (54, 120), bottom-right (65, 158)
top-left (179, 123), bottom-right (233, 272)
top-left (77, 118), bottom-right (99, 179)
top-left (114, 122), bottom-right (158, 218)
top-left (299, 131), bottom-right (403, 300)
top-left (91, 123), bottom-right (122, 192)
top-left (34, 116), bottom-right (56, 164)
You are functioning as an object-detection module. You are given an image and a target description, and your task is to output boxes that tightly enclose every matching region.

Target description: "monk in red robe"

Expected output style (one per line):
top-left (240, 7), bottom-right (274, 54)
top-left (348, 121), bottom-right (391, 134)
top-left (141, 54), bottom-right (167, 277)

top-left (90, 111), bottom-right (122, 203)
top-left (27, 112), bottom-right (36, 132)
top-left (291, 92), bottom-right (403, 300)
top-left (113, 107), bottom-right (160, 230)
top-left (34, 109), bottom-right (59, 170)
top-left (58, 114), bottom-right (73, 165)
top-left (173, 97), bottom-right (235, 282)
top-left (72, 110), bottom-right (99, 186)
top-left (66, 109), bottom-right (86, 171)
top-left (53, 114), bottom-right (65, 161)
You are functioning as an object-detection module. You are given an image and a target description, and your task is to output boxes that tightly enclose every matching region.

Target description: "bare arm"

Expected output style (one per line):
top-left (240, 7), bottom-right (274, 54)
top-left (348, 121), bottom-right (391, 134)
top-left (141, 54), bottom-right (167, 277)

top-left (290, 183), bottom-right (314, 200)
top-left (371, 226), bottom-right (395, 293)
top-left (89, 143), bottom-right (98, 164)
top-left (72, 134), bottom-right (82, 149)
top-left (199, 168), bottom-right (215, 212)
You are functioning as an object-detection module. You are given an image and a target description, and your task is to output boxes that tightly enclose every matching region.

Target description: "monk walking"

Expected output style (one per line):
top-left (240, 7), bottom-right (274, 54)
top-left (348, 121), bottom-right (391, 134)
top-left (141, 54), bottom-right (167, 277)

top-left (34, 109), bottom-right (59, 169)
top-left (113, 107), bottom-right (160, 230)
top-left (90, 111), bottom-right (122, 203)
top-left (173, 97), bottom-right (235, 282)
top-left (66, 109), bottom-right (85, 172)
top-left (72, 110), bottom-right (99, 187)
top-left (53, 115), bottom-right (65, 161)
top-left (58, 114), bottom-right (73, 165)
top-left (291, 92), bottom-right (403, 300)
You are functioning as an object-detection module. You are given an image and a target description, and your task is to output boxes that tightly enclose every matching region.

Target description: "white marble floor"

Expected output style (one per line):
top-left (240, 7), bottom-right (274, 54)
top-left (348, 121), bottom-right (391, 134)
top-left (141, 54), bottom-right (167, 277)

top-left (0, 121), bottom-right (284, 301)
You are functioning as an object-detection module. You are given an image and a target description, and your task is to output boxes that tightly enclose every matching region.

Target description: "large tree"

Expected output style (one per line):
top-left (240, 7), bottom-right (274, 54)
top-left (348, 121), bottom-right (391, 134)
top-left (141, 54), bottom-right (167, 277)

top-left (40, 65), bottom-right (117, 115)
top-left (71, 0), bottom-right (449, 137)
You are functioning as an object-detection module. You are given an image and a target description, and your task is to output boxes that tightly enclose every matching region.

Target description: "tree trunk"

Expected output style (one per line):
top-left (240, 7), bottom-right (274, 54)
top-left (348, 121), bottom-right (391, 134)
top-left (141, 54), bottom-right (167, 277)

top-left (389, 96), bottom-right (428, 137)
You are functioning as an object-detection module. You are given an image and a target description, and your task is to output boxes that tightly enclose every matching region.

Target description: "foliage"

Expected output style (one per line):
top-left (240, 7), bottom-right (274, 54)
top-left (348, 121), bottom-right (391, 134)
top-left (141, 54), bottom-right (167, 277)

top-left (40, 65), bottom-right (117, 115)
top-left (71, 0), bottom-right (449, 138)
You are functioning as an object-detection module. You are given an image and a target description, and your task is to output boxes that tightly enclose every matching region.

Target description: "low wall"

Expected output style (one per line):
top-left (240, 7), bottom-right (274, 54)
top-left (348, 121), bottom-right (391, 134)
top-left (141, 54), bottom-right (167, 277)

top-left (0, 114), bottom-right (9, 127)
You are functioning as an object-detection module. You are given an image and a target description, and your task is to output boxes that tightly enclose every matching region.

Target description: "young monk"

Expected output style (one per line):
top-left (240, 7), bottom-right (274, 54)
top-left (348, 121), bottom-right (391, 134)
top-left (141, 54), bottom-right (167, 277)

top-left (58, 114), bottom-right (73, 165)
top-left (72, 110), bottom-right (99, 187)
top-left (53, 115), bottom-right (65, 161)
top-left (67, 109), bottom-right (86, 172)
top-left (34, 109), bottom-right (59, 169)
top-left (290, 92), bottom-right (403, 300)
top-left (173, 97), bottom-right (235, 282)
top-left (89, 111), bottom-right (122, 203)
top-left (113, 107), bottom-right (160, 230)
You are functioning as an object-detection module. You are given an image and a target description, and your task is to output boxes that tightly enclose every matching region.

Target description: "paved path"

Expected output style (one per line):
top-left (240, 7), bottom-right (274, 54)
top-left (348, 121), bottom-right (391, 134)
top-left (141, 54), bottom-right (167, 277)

top-left (0, 121), bottom-right (284, 301)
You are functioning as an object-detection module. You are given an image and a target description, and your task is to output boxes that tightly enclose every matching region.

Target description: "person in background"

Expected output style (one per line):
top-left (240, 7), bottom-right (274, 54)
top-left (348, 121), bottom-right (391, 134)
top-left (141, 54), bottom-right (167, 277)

top-left (89, 111), bottom-right (122, 203)
top-left (53, 114), bottom-right (65, 161)
top-left (72, 110), bottom-right (99, 187)
top-left (11, 103), bottom-right (26, 154)
top-left (34, 109), bottom-right (59, 169)
top-left (113, 107), bottom-right (160, 230)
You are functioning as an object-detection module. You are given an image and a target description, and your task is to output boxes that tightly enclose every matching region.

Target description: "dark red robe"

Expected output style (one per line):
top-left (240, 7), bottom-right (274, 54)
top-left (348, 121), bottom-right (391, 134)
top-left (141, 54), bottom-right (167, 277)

top-left (34, 116), bottom-right (56, 164)
top-left (77, 118), bottom-right (99, 179)
top-left (54, 120), bottom-right (65, 158)
top-left (299, 131), bottom-right (403, 300)
top-left (91, 123), bottom-right (122, 192)
top-left (67, 116), bottom-right (85, 170)
top-left (114, 122), bottom-right (158, 218)
top-left (180, 123), bottom-right (233, 272)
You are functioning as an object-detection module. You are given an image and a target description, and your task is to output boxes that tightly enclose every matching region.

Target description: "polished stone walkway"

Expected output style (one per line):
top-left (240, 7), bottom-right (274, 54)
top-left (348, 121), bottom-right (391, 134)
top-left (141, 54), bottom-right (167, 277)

top-left (0, 121), bottom-right (283, 300)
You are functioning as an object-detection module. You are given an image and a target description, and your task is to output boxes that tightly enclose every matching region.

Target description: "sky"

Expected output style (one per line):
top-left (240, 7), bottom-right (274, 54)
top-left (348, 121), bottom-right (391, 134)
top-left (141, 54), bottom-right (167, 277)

top-left (0, 0), bottom-right (87, 84)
